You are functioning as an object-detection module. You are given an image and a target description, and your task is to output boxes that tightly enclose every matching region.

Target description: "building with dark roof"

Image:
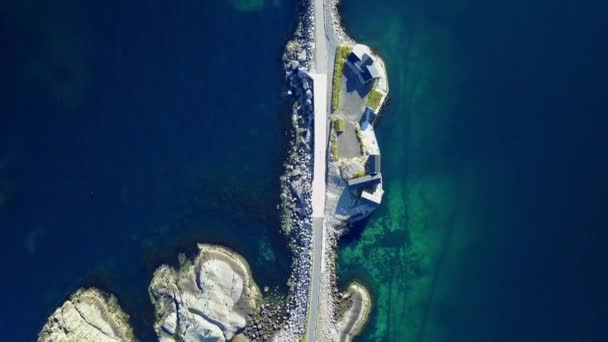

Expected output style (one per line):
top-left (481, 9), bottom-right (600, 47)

top-left (367, 154), bottom-right (381, 175)
top-left (346, 45), bottom-right (381, 85)
top-left (360, 107), bottom-right (377, 129)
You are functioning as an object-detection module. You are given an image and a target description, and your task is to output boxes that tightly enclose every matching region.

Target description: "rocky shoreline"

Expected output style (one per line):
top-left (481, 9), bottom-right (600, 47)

top-left (39, 245), bottom-right (289, 342)
top-left (149, 244), bottom-right (262, 341)
top-left (37, 1), bottom-right (382, 341)
top-left (335, 282), bottom-right (372, 342)
top-left (274, 1), bottom-right (316, 338)
top-left (38, 288), bottom-right (136, 342)
top-left (278, 0), bottom-right (382, 340)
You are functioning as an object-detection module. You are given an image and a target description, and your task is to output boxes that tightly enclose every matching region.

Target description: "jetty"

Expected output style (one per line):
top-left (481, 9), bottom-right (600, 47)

top-left (279, 0), bottom-right (387, 340)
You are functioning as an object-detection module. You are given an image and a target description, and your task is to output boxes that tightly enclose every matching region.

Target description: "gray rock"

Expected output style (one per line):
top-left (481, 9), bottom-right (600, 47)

top-left (149, 244), bottom-right (262, 342)
top-left (38, 288), bottom-right (136, 342)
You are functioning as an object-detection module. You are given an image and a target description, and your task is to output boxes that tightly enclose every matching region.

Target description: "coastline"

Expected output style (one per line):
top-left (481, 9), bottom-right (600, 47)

top-left (279, 0), bottom-right (388, 340)
top-left (38, 288), bottom-right (137, 342)
top-left (335, 282), bottom-right (372, 341)
top-left (36, 1), bottom-right (386, 340)
top-left (148, 243), bottom-right (264, 341)
top-left (318, 0), bottom-right (389, 340)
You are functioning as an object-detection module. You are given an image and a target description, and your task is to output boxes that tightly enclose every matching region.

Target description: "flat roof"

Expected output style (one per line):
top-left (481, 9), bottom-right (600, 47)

top-left (361, 190), bottom-right (382, 205)
top-left (348, 174), bottom-right (382, 189)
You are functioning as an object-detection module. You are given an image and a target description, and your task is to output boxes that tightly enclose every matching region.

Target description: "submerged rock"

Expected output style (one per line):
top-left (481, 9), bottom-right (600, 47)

top-left (38, 288), bottom-right (136, 342)
top-left (149, 244), bottom-right (262, 341)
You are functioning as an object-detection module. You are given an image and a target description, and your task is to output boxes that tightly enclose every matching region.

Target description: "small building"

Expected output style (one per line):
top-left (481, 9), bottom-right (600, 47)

top-left (360, 107), bottom-right (377, 129)
top-left (335, 117), bottom-right (345, 133)
top-left (348, 174), bottom-right (382, 190)
top-left (366, 154), bottom-right (381, 175)
top-left (346, 45), bottom-right (381, 85)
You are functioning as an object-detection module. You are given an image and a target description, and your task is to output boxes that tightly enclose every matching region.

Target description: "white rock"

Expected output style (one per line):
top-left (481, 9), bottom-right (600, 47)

top-left (149, 244), bottom-right (261, 341)
top-left (38, 288), bottom-right (136, 342)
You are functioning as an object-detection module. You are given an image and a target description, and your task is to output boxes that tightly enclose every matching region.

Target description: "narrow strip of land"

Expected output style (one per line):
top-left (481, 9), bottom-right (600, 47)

top-left (307, 71), bottom-right (327, 342)
top-left (312, 0), bottom-right (329, 74)
top-left (310, 72), bottom-right (328, 219)
top-left (306, 0), bottom-right (332, 340)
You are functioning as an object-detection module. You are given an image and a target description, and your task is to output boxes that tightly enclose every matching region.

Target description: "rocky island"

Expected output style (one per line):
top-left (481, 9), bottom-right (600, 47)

top-left (38, 288), bottom-right (136, 342)
top-left (37, 0), bottom-right (388, 341)
top-left (149, 244), bottom-right (262, 341)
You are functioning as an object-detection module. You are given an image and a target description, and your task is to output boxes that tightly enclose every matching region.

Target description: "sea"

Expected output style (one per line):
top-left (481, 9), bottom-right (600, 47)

top-left (1, 0), bottom-right (607, 341)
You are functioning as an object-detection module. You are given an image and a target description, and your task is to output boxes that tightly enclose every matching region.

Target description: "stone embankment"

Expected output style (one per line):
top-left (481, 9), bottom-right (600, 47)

top-left (275, 0), bottom-right (317, 339)
top-left (38, 288), bottom-right (136, 342)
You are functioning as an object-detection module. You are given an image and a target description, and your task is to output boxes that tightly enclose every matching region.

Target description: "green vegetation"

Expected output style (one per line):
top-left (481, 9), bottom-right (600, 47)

top-left (352, 170), bottom-right (366, 179)
top-left (366, 88), bottom-right (384, 111)
top-left (332, 45), bottom-right (353, 111)
top-left (335, 117), bottom-right (345, 133)
top-left (174, 323), bottom-right (186, 342)
top-left (331, 131), bottom-right (339, 160)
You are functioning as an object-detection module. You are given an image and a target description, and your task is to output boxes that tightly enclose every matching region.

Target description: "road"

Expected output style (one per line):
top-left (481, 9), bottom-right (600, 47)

top-left (307, 71), bottom-right (327, 342)
top-left (306, 0), bottom-right (331, 340)
top-left (312, 0), bottom-right (329, 74)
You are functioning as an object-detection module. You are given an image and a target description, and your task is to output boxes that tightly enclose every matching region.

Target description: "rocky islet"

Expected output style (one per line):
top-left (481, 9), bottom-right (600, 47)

top-left (37, 0), bottom-right (386, 340)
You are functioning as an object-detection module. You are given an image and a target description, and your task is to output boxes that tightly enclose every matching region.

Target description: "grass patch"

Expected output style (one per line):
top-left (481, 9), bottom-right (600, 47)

top-left (367, 88), bottom-right (384, 110)
top-left (332, 45), bottom-right (353, 111)
top-left (331, 130), bottom-right (339, 160)
top-left (335, 117), bottom-right (345, 132)
top-left (352, 170), bottom-right (366, 179)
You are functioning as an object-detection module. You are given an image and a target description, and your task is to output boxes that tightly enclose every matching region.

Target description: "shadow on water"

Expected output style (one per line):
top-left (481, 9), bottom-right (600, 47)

top-left (338, 216), bottom-right (372, 246)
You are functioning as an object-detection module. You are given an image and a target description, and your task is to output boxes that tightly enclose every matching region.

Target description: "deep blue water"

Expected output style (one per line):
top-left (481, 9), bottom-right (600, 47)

top-left (2, 0), bottom-right (608, 341)
top-left (0, 1), bottom-right (296, 340)
top-left (337, 0), bottom-right (608, 341)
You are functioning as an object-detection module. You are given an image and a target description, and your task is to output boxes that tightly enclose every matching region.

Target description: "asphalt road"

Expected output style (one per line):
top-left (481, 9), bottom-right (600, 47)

top-left (307, 71), bottom-right (327, 342)
top-left (307, 217), bottom-right (324, 342)
top-left (313, 0), bottom-right (329, 74)
top-left (306, 0), bottom-right (332, 340)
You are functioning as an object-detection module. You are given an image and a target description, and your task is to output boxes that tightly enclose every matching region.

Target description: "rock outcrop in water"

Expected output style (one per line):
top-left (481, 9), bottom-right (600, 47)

top-left (148, 244), bottom-right (262, 341)
top-left (38, 288), bottom-right (136, 342)
top-left (335, 282), bottom-right (371, 342)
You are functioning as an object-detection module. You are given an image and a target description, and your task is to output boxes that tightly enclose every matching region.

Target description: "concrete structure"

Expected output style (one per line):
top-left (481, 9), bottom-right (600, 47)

top-left (361, 187), bottom-right (383, 205)
top-left (346, 45), bottom-right (380, 85)
top-left (348, 174), bottom-right (382, 189)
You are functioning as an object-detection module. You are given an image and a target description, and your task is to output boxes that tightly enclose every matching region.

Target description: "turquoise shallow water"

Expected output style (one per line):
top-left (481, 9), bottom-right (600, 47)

top-left (1, 0), bottom-right (607, 341)
top-left (337, 0), bottom-right (608, 341)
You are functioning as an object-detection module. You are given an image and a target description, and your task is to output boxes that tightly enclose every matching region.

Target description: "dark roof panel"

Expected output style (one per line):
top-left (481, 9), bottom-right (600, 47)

top-left (347, 53), bottom-right (362, 64)
top-left (367, 154), bottom-right (381, 175)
